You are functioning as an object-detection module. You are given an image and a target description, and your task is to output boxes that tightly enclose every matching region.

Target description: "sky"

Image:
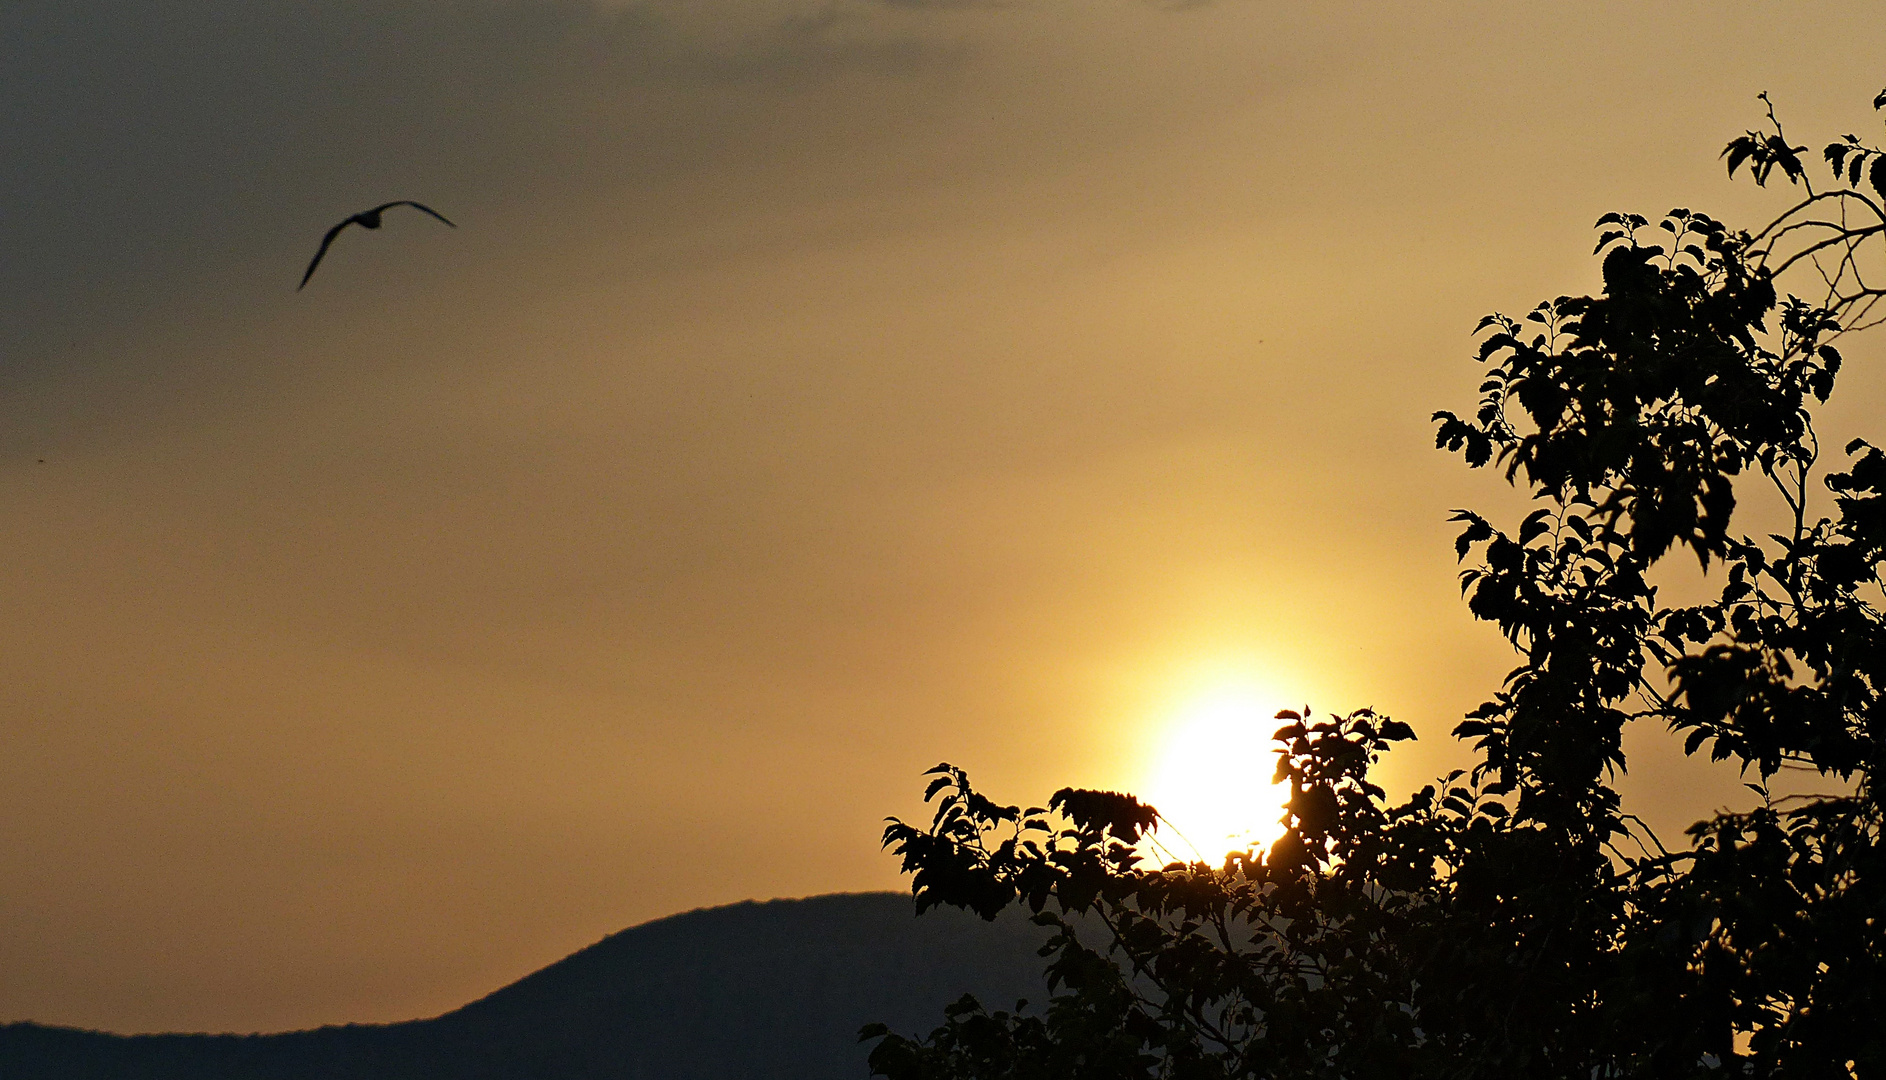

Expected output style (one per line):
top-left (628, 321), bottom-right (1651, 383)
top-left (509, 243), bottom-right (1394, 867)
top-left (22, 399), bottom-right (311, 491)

top-left (3, 0), bottom-right (1885, 1035)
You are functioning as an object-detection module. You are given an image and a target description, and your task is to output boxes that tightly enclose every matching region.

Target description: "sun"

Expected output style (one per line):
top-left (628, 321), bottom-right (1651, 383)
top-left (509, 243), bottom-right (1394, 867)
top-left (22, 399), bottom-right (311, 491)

top-left (1139, 686), bottom-right (1292, 863)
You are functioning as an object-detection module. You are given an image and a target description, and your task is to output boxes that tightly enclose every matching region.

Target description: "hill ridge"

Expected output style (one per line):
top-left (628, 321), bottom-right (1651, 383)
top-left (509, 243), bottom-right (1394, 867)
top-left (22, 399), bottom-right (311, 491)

top-left (0, 891), bottom-right (1051, 1080)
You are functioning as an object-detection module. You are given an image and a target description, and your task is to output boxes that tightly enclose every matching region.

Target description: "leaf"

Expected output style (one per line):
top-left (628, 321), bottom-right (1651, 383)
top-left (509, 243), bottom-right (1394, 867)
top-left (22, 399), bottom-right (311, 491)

top-left (1519, 507), bottom-right (1554, 545)
top-left (1810, 364), bottom-right (1837, 402)
top-left (1773, 137), bottom-right (1807, 182)
top-left (1453, 513), bottom-right (1494, 559)
top-left (1477, 332), bottom-right (1518, 360)
top-left (1871, 154), bottom-right (1886, 200)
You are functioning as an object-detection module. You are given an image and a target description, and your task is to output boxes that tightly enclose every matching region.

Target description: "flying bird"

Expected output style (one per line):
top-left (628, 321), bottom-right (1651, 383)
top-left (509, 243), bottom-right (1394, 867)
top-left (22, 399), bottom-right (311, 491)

top-left (299, 201), bottom-right (456, 289)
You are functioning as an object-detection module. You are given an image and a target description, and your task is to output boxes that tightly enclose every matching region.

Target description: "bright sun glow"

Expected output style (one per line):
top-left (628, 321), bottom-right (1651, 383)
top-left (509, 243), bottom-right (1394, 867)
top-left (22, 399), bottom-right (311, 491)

top-left (1140, 687), bottom-right (1292, 863)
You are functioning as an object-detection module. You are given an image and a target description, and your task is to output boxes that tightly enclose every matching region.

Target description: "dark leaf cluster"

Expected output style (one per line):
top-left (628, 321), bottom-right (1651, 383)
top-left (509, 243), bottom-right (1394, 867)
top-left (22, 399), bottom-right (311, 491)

top-left (867, 90), bottom-right (1886, 1080)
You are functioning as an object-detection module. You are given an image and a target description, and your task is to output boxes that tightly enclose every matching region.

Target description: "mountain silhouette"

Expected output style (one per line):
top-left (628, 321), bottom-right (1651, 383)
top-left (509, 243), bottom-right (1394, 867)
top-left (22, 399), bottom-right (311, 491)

top-left (0, 892), bottom-right (1053, 1079)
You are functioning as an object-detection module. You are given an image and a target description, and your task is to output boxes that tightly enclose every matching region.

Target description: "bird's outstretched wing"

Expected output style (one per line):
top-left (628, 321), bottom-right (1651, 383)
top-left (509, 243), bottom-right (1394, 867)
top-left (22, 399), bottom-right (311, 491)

top-left (299, 201), bottom-right (456, 290)
top-left (375, 201), bottom-right (457, 228)
top-left (298, 218), bottom-right (358, 290)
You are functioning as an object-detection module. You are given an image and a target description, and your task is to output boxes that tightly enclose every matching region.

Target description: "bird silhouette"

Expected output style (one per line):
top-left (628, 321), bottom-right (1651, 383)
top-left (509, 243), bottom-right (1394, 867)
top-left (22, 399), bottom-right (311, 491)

top-left (299, 201), bottom-right (456, 290)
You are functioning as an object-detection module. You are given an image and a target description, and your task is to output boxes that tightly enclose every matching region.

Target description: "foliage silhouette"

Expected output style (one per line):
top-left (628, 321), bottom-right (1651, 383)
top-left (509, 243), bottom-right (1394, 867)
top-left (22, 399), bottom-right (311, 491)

top-left (867, 89), bottom-right (1886, 1080)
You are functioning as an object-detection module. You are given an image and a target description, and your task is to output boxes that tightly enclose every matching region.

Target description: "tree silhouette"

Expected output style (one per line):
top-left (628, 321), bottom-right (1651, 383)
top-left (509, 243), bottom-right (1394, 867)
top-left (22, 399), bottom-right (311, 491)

top-left (864, 89), bottom-right (1886, 1080)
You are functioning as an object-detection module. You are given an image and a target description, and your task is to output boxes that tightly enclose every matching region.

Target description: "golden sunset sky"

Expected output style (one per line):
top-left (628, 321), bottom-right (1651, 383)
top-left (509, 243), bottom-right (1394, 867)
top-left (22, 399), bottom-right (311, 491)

top-left (2, 0), bottom-right (1883, 1035)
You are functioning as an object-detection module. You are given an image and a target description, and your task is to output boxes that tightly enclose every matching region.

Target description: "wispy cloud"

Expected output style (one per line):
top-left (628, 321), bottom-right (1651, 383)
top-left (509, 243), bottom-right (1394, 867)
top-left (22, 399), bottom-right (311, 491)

top-left (0, 0), bottom-right (963, 308)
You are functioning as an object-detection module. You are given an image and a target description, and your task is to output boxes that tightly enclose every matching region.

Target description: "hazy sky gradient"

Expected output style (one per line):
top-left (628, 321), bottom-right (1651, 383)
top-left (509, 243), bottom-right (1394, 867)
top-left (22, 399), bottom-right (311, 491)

top-left (3, 0), bottom-right (1885, 1034)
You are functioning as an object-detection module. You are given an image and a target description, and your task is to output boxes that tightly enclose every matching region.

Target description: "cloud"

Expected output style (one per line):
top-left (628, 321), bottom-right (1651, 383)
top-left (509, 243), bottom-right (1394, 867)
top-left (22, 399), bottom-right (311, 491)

top-left (0, 0), bottom-right (960, 308)
top-left (874, 0), bottom-right (1013, 10)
